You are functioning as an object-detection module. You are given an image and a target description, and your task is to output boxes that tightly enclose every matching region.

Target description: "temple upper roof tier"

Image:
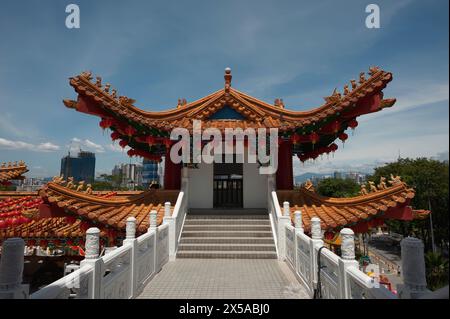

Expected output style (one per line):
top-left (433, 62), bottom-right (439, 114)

top-left (64, 67), bottom-right (396, 132)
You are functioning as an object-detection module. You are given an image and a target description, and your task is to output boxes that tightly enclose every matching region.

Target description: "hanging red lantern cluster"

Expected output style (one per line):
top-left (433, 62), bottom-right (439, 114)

top-left (297, 142), bottom-right (339, 163)
top-left (0, 196), bottom-right (43, 213)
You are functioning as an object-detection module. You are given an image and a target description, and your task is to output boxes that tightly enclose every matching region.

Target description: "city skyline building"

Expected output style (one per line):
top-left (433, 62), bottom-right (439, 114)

top-left (60, 150), bottom-right (95, 183)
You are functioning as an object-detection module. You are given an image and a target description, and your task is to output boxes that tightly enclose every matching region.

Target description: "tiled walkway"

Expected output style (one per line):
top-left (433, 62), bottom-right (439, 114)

top-left (137, 259), bottom-right (310, 299)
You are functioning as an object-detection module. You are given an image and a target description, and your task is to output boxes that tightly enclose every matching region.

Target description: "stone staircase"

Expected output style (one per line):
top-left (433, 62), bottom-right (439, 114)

top-left (177, 213), bottom-right (278, 259)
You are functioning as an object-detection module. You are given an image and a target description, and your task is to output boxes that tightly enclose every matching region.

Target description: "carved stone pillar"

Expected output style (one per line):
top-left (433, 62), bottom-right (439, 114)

top-left (0, 238), bottom-right (29, 299)
top-left (85, 227), bottom-right (100, 259)
top-left (126, 217), bottom-right (136, 240)
top-left (340, 228), bottom-right (355, 260)
top-left (294, 210), bottom-right (303, 233)
top-left (283, 201), bottom-right (290, 217)
top-left (164, 202), bottom-right (171, 217)
top-left (398, 237), bottom-right (429, 298)
top-left (311, 217), bottom-right (322, 240)
top-left (149, 210), bottom-right (158, 231)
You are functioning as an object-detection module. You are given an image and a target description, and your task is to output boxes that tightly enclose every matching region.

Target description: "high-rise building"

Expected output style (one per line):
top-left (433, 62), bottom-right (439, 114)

top-left (111, 163), bottom-right (143, 189)
top-left (60, 150), bottom-right (95, 183)
top-left (142, 159), bottom-right (160, 189)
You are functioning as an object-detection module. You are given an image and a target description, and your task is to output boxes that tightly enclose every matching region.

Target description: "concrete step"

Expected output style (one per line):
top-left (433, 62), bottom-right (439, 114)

top-left (180, 237), bottom-right (276, 244)
top-left (181, 230), bottom-right (274, 238)
top-left (182, 224), bottom-right (272, 232)
top-left (176, 250), bottom-right (278, 259)
top-left (178, 243), bottom-right (277, 252)
top-left (184, 219), bottom-right (271, 226)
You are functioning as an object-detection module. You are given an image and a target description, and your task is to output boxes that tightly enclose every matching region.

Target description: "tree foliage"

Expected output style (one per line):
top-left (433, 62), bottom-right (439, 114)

top-left (316, 178), bottom-right (360, 198)
top-left (369, 158), bottom-right (449, 252)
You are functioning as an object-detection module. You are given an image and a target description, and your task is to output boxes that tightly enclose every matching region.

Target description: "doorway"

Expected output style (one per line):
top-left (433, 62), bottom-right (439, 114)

top-left (213, 162), bottom-right (243, 208)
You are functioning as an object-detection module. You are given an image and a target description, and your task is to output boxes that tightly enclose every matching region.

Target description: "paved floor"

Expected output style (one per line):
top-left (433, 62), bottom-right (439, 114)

top-left (138, 259), bottom-right (310, 299)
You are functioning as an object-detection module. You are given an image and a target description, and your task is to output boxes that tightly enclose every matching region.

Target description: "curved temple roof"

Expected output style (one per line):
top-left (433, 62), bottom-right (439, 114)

top-left (64, 67), bottom-right (396, 132)
top-left (0, 161), bottom-right (28, 184)
top-left (276, 179), bottom-right (425, 233)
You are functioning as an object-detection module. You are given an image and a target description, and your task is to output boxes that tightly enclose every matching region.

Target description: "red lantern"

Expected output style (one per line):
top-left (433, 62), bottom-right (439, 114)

top-left (27, 239), bottom-right (36, 246)
top-left (338, 133), bottom-right (348, 146)
top-left (119, 140), bottom-right (128, 149)
top-left (99, 118), bottom-right (114, 130)
top-left (329, 143), bottom-right (338, 154)
top-left (127, 149), bottom-right (137, 157)
top-left (53, 239), bottom-right (61, 246)
top-left (324, 231), bottom-right (336, 241)
top-left (348, 118), bottom-right (358, 129)
top-left (163, 138), bottom-right (172, 149)
top-left (331, 120), bottom-right (340, 134)
top-left (39, 239), bottom-right (48, 247)
top-left (145, 136), bottom-right (156, 146)
top-left (291, 133), bottom-right (300, 145)
top-left (309, 132), bottom-right (319, 145)
top-left (110, 131), bottom-right (121, 141)
top-left (66, 239), bottom-right (74, 246)
top-left (124, 125), bottom-right (136, 137)
top-left (0, 220), bottom-right (6, 229)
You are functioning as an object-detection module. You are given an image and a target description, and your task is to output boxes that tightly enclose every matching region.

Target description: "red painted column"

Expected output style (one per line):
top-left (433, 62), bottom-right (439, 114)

top-left (276, 140), bottom-right (294, 190)
top-left (164, 150), bottom-right (181, 190)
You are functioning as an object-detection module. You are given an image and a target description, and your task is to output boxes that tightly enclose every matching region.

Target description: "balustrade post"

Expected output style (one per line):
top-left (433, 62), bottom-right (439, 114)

top-left (149, 210), bottom-right (158, 231)
top-left (0, 238), bottom-right (29, 299)
top-left (283, 201), bottom-right (290, 217)
top-left (80, 227), bottom-right (102, 299)
top-left (294, 210), bottom-right (303, 233)
top-left (310, 217), bottom-right (324, 290)
top-left (163, 203), bottom-right (176, 260)
top-left (397, 237), bottom-right (430, 299)
top-left (338, 228), bottom-right (360, 299)
top-left (123, 217), bottom-right (138, 298)
top-left (126, 217), bottom-right (137, 240)
top-left (278, 201), bottom-right (291, 260)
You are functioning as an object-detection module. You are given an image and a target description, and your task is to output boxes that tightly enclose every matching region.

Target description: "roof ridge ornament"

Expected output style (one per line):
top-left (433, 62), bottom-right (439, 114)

top-left (224, 67), bottom-right (232, 93)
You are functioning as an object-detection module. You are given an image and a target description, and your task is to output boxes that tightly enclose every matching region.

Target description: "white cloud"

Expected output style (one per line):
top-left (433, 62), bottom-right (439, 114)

top-left (106, 143), bottom-right (130, 153)
top-left (0, 137), bottom-right (60, 152)
top-left (69, 138), bottom-right (105, 153)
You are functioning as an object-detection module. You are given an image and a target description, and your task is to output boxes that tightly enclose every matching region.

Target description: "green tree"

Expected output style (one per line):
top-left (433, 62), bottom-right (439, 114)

top-left (425, 251), bottom-right (449, 291)
top-left (369, 158), bottom-right (449, 252)
top-left (316, 178), bottom-right (360, 198)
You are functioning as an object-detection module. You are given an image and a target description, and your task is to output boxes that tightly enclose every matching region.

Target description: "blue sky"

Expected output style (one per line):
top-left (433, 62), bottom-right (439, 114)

top-left (0, 0), bottom-right (448, 177)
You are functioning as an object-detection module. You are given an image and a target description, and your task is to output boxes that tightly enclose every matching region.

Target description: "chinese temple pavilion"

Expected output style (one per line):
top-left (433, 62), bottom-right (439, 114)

top-left (0, 67), bottom-right (430, 254)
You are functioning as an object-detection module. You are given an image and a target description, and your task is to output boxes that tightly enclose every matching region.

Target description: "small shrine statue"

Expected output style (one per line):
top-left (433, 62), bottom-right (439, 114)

top-left (377, 177), bottom-right (387, 190)
top-left (360, 184), bottom-right (369, 195)
top-left (66, 177), bottom-right (75, 189)
top-left (389, 174), bottom-right (402, 185)
top-left (76, 181), bottom-right (85, 192)
top-left (85, 184), bottom-right (93, 195)
top-left (368, 181), bottom-right (378, 193)
top-left (304, 179), bottom-right (315, 192)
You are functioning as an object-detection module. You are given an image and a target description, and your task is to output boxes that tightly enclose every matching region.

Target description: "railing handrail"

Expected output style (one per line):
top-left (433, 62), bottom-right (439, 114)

top-left (171, 191), bottom-right (184, 219)
top-left (30, 264), bottom-right (93, 299)
top-left (271, 191), bottom-right (282, 218)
